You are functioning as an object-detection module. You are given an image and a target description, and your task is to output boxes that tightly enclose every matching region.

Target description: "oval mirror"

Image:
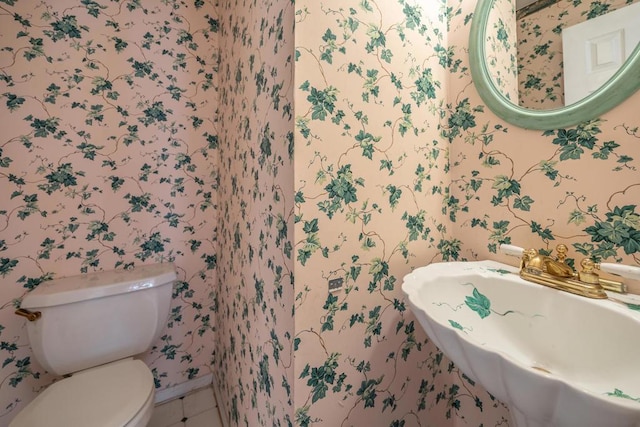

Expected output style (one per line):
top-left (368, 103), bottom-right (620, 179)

top-left (470, 0), bottom-right (640, 130)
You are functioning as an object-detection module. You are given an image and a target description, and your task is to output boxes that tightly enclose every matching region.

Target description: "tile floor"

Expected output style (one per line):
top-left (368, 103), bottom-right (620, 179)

top-left (148, 386), bottom-right (223, 427)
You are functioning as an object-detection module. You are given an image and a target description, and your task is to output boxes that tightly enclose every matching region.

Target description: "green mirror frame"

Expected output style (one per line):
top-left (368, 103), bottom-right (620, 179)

top-left (469, 0), bottom-right (640, 130)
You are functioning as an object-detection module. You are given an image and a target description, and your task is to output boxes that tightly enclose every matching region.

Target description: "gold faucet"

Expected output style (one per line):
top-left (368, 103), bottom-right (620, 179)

top-left (518, 244), bottom-right (626, 299)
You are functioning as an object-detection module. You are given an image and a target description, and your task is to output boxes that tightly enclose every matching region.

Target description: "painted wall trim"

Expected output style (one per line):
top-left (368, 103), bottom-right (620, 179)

top-left (211, 377), bottom-right (228, 427)
top-left (154, 374), bottom-right (214, 404)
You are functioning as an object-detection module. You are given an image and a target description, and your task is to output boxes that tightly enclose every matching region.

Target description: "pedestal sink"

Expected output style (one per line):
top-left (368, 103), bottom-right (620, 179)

top-left (402, 260), bottom-right (640, 427)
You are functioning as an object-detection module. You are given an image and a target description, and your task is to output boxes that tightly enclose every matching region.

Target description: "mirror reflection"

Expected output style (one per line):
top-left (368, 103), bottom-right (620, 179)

top-left (485, 0), bottom-right (640, 110)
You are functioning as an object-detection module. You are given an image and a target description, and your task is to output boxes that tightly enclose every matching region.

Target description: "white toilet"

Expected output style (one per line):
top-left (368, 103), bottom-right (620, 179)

top-left (10, 263), bottom-right (176, 427)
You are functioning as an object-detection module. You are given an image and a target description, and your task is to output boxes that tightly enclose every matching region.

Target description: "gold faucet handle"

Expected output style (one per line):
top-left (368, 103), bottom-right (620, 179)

top-left (522, 249), bottom-right (542, 271)
top-left (579, 258), bottom-right (626, 293)
top-left (555, 244), bottom-right (568, 262)
top-left (594, 262), bottom-right (629, 293)
top-left (578, 258), bottom-right (600, 284)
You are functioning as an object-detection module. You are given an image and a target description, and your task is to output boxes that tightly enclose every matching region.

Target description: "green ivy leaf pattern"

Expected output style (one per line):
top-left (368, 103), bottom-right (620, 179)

top-left (0, 0), bottom-right (222, 421)
top-left (623, 302), bottom-right (640, 312)
top-left (465, 288), bottom-right (492, 319)
top-left (449, 320), bottom-right (465, 331)
top-left (586, 205), bottom-right (640, 255)
top-left (606, 389), bottom-right (640, 402)
top-left (1, 0), bottom-right (638, 426)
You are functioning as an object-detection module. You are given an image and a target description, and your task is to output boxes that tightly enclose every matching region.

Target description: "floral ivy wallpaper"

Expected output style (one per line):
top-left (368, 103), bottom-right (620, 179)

top-left (0, 0), bottom-right (219, 422)
top-left (486, 0), bottom-right (518, 103)
top-left (293, 0), bottom-right (510, 426)
top-left (2, 0), bottom-right (639, 426)
top-left (517, 0), bottom-right (638, 108)
top-left (213, 0), bottom-right (295, 426)
top-left (293, 0), bottom-right (450, 423)
top-left (292, 0), bottom-right (640, 425)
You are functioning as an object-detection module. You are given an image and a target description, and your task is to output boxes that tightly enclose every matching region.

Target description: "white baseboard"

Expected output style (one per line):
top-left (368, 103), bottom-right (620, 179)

top-left (154, 373), bottom-right (214, 404)
top-left (212, 378), bottom-right (228, 427)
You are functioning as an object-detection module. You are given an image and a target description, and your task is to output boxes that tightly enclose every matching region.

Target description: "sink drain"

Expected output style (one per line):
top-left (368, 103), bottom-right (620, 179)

top-left (532, 365), bottom-right (551, 374)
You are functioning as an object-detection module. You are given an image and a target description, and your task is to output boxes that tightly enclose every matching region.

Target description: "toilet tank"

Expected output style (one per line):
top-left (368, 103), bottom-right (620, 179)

top-left (19, 263), bottom-right (176, 376)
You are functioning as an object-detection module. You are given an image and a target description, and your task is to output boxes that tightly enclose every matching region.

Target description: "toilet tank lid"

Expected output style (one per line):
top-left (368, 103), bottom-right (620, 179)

top-left (21, 263), bottom-right (176, 309)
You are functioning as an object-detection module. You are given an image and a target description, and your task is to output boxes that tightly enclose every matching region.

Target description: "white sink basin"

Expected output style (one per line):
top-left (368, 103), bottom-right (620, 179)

top-left (402, 260), bottom-right (640, 427)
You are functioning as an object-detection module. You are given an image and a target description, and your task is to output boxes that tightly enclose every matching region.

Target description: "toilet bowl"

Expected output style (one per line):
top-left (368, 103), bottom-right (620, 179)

top-left (10, 359), bottom-right (155, 427)
top-left (10, 263), bottom-right (176, 427)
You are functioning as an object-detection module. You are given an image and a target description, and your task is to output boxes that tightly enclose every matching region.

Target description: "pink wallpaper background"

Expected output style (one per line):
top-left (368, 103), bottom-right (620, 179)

top-left (1, 0), bottom-right (638, 426)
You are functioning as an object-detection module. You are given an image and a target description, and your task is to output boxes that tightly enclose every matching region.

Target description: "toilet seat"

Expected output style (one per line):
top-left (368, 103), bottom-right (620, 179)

top-left (9, 358), bottom-right (154, 427)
